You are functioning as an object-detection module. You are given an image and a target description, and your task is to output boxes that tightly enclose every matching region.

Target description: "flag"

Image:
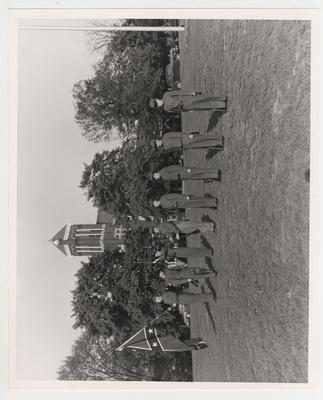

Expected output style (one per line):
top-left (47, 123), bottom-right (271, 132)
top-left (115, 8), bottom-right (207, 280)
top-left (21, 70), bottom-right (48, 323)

top-left (115, 325), bottom-right (193, 352)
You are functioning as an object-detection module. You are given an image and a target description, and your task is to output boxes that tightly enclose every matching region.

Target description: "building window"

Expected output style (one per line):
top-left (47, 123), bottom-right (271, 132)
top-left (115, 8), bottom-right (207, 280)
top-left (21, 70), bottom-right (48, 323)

top-left (75, 246), bottom-right (103, 253)
top-left (74, 228), bottom-right (103, 237)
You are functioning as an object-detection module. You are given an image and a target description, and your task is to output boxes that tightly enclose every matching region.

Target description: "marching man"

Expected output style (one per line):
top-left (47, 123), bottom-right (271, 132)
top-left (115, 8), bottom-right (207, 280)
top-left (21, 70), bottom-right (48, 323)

top-left (155, 289), bottom-right (214, 305)
top-left (152, 193), bottom-right (218, 209)
top-left (132, 219), bottom-right (215, 236)
top-left (149, 90), bottom-right (227, 112)
top-left (159, 268), bottom-right (216, 287)
top-left (152, 165), bottom-right (221, 182)
top-left (154, 246), bottom-right (213, 260)
top-left (153, 131), bottom-right (224, 151)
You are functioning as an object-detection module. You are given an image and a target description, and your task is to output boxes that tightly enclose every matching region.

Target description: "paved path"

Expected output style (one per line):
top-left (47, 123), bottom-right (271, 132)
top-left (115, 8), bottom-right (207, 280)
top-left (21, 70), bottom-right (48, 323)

top-left (178, 20), bottom-right (310, 382)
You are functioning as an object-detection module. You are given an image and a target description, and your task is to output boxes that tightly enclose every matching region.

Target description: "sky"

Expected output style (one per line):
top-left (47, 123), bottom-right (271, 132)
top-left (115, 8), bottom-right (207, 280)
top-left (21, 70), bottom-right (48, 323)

top-left (17, 19), bottom-right (120, 380)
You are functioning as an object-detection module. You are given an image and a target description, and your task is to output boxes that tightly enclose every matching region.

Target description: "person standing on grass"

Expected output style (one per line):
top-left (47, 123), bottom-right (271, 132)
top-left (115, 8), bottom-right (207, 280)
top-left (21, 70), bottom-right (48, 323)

top-left (159, 268), bottom-right (216, 286)
top-left (155, 290), bottom-right (214, 305)
top-left (152, 165), bottom-right (221, 182)
top-left (131, 219), bottom-right (215, 235)
top-left (153, 131), bottom-right (224, 151)
top-left (153, 245), bottom-right (213, 261)
top-left (152, 193), bottom-right (218, 209)
top-left (149, 90), bottom-right (227, 112)
top-left (156, 220), bottom-right (215, 235)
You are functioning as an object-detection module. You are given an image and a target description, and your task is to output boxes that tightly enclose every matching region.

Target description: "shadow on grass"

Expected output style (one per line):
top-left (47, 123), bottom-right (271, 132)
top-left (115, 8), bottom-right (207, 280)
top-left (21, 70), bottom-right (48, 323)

top-left (201, 235), bottom-right (214, 250)
top-left (205, 256), bottom-right (217, 274)
top-left (201, 285), bottom-right (218, 335)
top-left (207, 111), bottom-right (225, 132)
top-left (206, 148), bottom-right (222, 160)
top-left (201, 215), bottom-right (215, 224)
top-left (201, 237), bottom-right (218, 272)
top-left (204, 279), bottom-right (217, 301)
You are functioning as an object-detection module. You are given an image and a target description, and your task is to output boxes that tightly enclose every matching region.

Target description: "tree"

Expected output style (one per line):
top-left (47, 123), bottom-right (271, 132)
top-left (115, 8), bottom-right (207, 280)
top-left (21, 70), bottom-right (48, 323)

top-left (79, 142), bottom-right (133, 213)
top-left (90, 19), bottom-right (175, 56)
top-left (71, 229), bottom-right (184, 339)
top-left (73, 18), bottom-right (178, 142)
top-left (79, 140), bottom-right (172, 218)
top-left (68, 230), bottom-right (193, 382)
top-left (57, 331), bottom-right (149, 381)
top-left (57, 330), bottom-right (192, 382)
top-left (73, 44), bottom-right (166, 142)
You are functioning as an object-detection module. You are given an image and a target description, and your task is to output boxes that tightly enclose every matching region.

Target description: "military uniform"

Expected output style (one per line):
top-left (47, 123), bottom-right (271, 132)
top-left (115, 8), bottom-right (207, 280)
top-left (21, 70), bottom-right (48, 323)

top-left (158, 221), bottom-right (214, 235)
top-left (159, 193), bottom-right (218, 209)
top-left (162, 90), bottom-right (227, 112)
top-left (165, 246), bottom-right (213, 258)
top-left (164, 268), bottom-right (215, 286)
top-left (158, 165), bottom-right (220, 181)
top-left (131, 220), bottom-right (214, 235)
top-left (161, 131), bottom-right (223, 150)
top-left (161, 291), bottom-right (213, 305)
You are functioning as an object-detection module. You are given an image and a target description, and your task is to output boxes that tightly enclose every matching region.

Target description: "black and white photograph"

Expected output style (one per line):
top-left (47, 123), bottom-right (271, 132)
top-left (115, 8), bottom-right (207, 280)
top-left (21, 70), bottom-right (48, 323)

top-left (6, 6), bottom-right (319, 390)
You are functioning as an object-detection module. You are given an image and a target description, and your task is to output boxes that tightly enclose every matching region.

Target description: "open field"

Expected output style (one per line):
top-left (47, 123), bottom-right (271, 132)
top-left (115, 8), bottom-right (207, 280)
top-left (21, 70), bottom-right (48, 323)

top-left (179, 20), bottom-right (310, 382)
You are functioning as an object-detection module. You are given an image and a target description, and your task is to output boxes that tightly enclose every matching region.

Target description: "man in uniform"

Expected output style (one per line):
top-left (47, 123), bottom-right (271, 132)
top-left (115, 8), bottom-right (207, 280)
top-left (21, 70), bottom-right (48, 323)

top-left (152, 165), bottom-right (221, 181)
top-left (159, 268), bottom-right (215, 287)
top-left (131, 219), bottom-right (215, 236)
top-left (154, 131), bottom-right (224, 151)
top-left (149, 90), bottom-right (227, 112)
top-left (154, 245), bottom-right (213, 260)
top-left (156, 220), bottom-right (215, 236)
top-left (155, 290), bottom-right (214, 305)
top-left (152, 193), bottom-right (218, 209)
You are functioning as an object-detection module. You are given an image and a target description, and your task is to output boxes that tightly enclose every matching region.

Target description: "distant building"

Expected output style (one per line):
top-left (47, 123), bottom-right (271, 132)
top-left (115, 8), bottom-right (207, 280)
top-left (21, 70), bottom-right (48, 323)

top-left (50, 210), bottom-right (126, 257)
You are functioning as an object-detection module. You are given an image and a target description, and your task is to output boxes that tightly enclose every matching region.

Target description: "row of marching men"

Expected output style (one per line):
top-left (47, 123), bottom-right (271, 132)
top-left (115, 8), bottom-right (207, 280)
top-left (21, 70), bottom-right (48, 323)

top-left (133, 217), bottom-right (218, 307)
top-left (129, 125), bottom-right (225, 307)
top-left (116, 92), bottom-right (228, 353)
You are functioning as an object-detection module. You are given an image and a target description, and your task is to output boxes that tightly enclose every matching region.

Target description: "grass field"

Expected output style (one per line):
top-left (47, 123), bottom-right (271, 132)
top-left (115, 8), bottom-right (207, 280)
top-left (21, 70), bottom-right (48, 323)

top-left (178, 20), bottom-right (310, 382)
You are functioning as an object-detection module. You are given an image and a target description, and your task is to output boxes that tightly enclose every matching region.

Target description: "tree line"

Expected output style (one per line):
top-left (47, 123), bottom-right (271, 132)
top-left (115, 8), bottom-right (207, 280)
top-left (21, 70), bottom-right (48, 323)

top-left (57, 19), bottom-right (192, 381)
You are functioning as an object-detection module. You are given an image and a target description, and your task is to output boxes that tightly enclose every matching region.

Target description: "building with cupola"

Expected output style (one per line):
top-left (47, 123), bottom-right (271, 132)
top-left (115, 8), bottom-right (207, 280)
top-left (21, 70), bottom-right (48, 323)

top-left (50, 210), bottom-right (126, 257)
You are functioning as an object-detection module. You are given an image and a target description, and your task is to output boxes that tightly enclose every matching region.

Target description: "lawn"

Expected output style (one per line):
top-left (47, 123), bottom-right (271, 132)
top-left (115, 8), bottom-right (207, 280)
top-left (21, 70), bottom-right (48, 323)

top-left (178, 20), bottom-right (310, 382)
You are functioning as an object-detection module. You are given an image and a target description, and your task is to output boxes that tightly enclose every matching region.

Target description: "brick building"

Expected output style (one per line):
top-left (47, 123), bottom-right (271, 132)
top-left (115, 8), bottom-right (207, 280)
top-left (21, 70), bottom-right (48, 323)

top-left (50, 210), bottom-right (126, 257)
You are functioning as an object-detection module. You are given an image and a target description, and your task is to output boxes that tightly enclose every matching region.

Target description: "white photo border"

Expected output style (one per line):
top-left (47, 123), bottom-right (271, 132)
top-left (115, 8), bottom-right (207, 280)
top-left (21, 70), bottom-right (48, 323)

top-left (2, 1), bottom-right (321, 398)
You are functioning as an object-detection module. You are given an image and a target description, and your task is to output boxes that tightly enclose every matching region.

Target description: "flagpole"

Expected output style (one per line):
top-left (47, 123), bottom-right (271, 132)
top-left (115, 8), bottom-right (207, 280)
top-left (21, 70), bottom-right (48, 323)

top-left (115, 305), bottom-right (176, 352)
top-left (20, 26), bottom-right (185, 32)
top-left (149, 304), bottom-right (176, 325)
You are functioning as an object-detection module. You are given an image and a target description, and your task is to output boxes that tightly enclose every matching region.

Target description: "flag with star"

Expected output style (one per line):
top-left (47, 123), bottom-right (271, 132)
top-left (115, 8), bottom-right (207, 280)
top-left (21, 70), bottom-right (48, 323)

top-left (115, 325), bottom-right (192, 352)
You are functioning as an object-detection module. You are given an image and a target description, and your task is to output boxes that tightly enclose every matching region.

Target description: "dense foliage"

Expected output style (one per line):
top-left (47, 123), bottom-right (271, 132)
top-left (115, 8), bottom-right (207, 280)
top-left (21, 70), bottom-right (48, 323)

top-left (57, 331), bottom-right (148, 381)
top-left (73, 19), bottom-right (180, 142)
top-left (71, 228), bottom-right (184, 339)
top-left (67, 228), bottom-right (192, 382)
top-left (57, 330), bottom-right (192, 381)
top-left (73, 48), bottom-right (165, 141)
top-left (79, 139), bottom-right (182, 218)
